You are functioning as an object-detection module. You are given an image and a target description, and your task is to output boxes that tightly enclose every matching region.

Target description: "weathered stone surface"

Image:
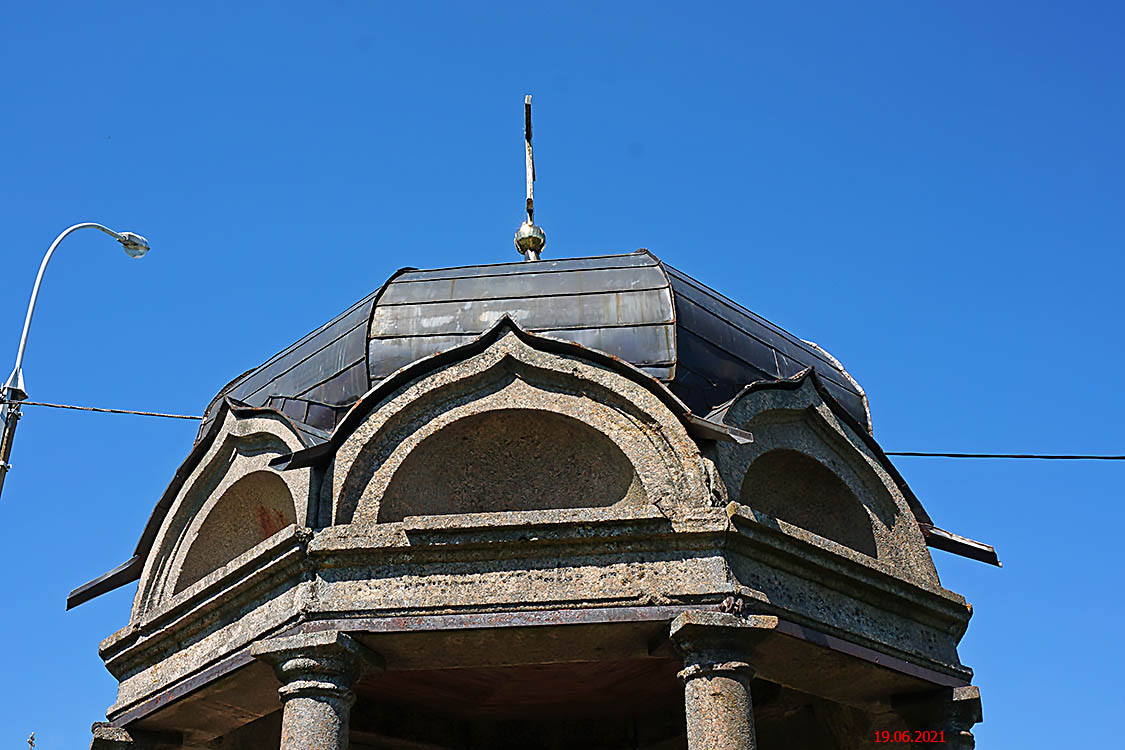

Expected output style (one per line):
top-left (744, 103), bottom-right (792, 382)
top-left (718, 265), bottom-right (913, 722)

top-left (133, 410), bottom-right (314, 619)
top-left (949, 685), bottom-right (983, 749)
top-left (252, 631), bottom-right (382, 750)
top-left (103, 527), bottom-right (311, 715)
top-left (377, 408), bottom-right (646, 521)
top-left (90, 723), bottom-right (135, 750)
top-left (89, 723), bottom-right (178, 750)
top-left (330, 330), bottom-right (709, 526)
top-left (725, 502), bottom-right (971, 672)
top-left (90, 322), bottom-right (982, 746)
top-left (681, 665), bottom-right (757, 750)
top-left (670, 613), bottom-right (777, 750)
top-left (713, 375), bottom-right (941, 587)
top-left (313, 546), bottom-right (733, 616)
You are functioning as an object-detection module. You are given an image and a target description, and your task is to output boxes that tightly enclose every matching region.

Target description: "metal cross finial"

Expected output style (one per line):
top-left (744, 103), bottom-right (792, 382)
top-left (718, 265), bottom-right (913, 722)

top-left (525, 94), bottom-right (535, 223)
top-left (514, 94), bottom-right (546, 260)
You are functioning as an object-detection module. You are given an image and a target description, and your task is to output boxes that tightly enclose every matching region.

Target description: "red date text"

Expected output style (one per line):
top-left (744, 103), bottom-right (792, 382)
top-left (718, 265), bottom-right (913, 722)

top-left (873, 730), bottom-right (945, 743)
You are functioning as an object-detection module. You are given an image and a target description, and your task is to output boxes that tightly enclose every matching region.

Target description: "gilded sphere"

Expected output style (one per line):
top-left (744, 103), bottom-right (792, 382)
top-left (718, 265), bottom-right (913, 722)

top-left (514, 221), bottom-right (546, 256)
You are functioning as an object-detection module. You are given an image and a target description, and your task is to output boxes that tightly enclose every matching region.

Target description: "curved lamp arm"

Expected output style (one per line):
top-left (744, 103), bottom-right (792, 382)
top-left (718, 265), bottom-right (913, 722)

top-left (2, 222), bottom-right (149, 401)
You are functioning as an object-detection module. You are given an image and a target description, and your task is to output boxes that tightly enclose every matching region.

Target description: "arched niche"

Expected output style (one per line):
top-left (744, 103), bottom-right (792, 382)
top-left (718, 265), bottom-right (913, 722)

top-left (740, 449), bottom-right (876, 558)
top-left (712, 374), bottom-right (941, 587)
top-left (330, 328), bottom-right (709, 526)
top-left (378, 408), bottom-right (644, 522)
top-left (174, 471), bottom-right (296, 594)
top-left (133, 409), bottom-right (314, 619)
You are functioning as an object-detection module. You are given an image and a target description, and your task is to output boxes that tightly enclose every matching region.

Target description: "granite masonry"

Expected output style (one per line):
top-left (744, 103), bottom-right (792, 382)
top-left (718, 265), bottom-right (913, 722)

top-left (76, 251), bottom-right (990, 749)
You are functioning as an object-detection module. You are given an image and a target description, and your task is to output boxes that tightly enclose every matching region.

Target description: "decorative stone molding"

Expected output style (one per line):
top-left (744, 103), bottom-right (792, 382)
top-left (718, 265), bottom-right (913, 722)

top-left (89, 723), bottom-right (183, 750)
top-left (251, 631), bottom-right (382, 750)
top-left (134, 409), bottom-right (314, 618)
top-left (713, 373), bottom-right (940, 586)
top-left (670, 612), bottom-right (777, 750)
top-left (948, 686), bottom-right (983, 750)
top-left (329, 327), bottom-right (709, 526)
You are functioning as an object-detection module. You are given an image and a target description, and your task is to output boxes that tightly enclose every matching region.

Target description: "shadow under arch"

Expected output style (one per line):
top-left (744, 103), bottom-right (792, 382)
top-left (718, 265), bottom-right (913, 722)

top-left (739, 449), bottom-right (877, 558)
top-left (377, 408), bottom-right (643, 523)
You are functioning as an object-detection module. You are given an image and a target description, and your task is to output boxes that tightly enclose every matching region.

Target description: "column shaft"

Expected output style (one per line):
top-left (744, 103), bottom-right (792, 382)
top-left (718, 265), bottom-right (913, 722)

top-left (279, 690), bottom-right (353, 750)
top-left (680, 658), bottom-right (756, 750)
top-left (669, 612), bottom-right (775, 750)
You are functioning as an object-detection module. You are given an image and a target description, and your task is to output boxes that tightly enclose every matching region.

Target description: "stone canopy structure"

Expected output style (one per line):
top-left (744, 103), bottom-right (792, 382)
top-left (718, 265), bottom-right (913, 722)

top-left (77, 250), bottom-right (990, 749)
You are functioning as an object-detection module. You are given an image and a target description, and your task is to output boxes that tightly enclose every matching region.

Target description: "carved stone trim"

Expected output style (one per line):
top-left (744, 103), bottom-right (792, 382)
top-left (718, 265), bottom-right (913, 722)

top-left (251, 631), bottom-right (382, 750)
top-left (251, 630), bottom-right (381, 694)
top-left (669, 612), bottom-right (776, 750)
top-left (677, 659), bottom-right (755, 683)
top-left (331, 330), bottom-right (708, 526)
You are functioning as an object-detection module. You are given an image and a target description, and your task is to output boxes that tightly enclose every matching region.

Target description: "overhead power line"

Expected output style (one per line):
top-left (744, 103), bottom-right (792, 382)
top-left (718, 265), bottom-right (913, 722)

top-left (6, 400), bottom-right (1123, 460)
top-left (885, 451), bottom-right (1125, 461)
top-left (15, 400), bottom-right (202, 420)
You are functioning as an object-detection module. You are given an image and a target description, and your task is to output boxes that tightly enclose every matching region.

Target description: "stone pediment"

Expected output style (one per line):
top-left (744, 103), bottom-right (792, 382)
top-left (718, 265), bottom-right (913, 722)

top-left (320, 317), bottom-right (709, 527)
top-left (709, 369), bottom-right (942, 588)
top-left (130, 405), bottom-right (316, 619)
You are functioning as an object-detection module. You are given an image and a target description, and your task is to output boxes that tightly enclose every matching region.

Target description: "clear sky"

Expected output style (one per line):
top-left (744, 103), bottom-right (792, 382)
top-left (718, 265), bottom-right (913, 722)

top-left (1, 2), bottom-right (1121, 747)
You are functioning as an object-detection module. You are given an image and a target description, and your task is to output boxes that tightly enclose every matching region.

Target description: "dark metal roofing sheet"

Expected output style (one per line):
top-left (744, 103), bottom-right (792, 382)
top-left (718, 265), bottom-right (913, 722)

top-left (367, 323), bottom-right (677, 383)
top-left (196, 282), bottom-right (388, 439)
top-left (370, 288), bottom-right (672, 337)
top-left (393, 252), bottom-right (657, 282)
top-left (382, 263), bottom-right (667, 304)
top-left (367, 253), bottom-right (677, 386)
top-left (199, 250), bottom-right (870, 440)
top-left (662, 264), bottom-right (869, 429)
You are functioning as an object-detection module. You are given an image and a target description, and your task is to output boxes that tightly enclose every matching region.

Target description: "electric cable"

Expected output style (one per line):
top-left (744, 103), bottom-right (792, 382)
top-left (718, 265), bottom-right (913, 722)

top-left (13, 400), bottom-right (201, 420)
top-left (7, 400), bottom-right (1124, 459)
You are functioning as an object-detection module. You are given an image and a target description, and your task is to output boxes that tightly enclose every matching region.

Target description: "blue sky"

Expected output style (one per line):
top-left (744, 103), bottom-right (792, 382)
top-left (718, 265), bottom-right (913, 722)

top-left (1, 2), bottom-right (1122, 747)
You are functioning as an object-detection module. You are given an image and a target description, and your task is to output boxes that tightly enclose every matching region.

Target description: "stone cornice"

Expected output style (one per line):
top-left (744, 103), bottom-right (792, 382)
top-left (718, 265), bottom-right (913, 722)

top-left (724, 502), bottom-right (971, 632)
top-left (99, 504), bottom-right (974, 711)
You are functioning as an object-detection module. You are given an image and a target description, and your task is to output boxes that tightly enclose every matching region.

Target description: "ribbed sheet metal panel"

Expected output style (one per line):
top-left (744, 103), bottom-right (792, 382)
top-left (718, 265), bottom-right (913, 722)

top-left (368, 253), bottom-right (676, 383)
top-left (197, 288), bottom-right (382, 439)
top-left (199, 251), bottom-right (870, 440)
top-left (662, 264), bottom-right (868, 426)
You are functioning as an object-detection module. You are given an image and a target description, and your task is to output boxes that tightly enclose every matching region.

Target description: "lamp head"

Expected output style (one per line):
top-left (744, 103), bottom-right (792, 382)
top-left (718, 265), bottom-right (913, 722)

top-left (118, 232), bottom-right (150, 258)
top-left (2, 368), bottom-right (26, 402)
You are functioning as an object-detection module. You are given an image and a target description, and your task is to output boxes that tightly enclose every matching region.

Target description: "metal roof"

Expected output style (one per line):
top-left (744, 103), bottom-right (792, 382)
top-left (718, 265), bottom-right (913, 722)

top-left (199, 250), bottom-right (871, 438)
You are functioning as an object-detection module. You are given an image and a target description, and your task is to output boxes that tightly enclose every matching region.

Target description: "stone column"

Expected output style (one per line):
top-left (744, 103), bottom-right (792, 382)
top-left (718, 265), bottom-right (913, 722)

top-left (947, 686), bottom-right (983, 750)
top-left (669, 612), bottom-right (776, 750)
top-left (251, 631), bottom-right (381, 750)
top-left (889, 685), bottom-right (982, 750)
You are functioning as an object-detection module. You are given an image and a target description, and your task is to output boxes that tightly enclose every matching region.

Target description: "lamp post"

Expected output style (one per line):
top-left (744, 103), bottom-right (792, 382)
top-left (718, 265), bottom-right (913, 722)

top-left (0, 223), bottom-right (150, 501)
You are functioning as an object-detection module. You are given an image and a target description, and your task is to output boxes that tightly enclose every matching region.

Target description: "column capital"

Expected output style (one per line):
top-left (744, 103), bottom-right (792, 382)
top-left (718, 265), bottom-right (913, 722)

top-left (670, 613), bottom-right (773, 750)
top-left (669, 611), bottom-right (776, 681)
top-left (251, 630), bottom-right (382, 704)
top-left (677, 658), bottom-right (755, 683)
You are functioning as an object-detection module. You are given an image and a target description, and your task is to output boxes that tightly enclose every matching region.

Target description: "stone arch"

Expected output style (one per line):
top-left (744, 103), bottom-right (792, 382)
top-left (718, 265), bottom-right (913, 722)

top-left (713, 373), bottom-right (941, 587)
top-left (173, 471), bottom-right (296, 594)
top-left (740, 449), bottom-right (877, 558)
top-left (377, 408), bottom-right (644, 522)
top-left (330, 328), bottom-right (709, 526)
top-left (133, 409), bottom-right (314, 619)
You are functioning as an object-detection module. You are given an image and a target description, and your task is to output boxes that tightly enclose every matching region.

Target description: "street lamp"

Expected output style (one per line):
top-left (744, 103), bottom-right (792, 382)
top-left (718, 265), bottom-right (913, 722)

top-left (0, 223), bottom-right (150, 501)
